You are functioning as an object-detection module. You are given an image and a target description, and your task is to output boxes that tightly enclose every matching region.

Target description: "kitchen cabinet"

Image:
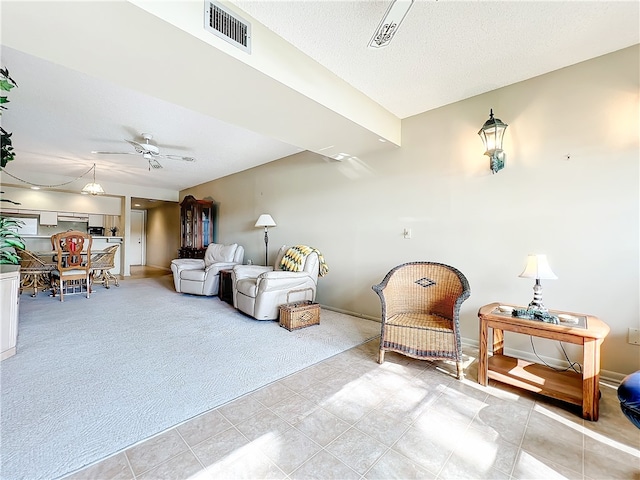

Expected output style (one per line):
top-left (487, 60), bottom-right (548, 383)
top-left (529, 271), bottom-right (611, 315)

top-left (179, 195), bottom-right (214, 258)
top-left (88, 214), bottom-right (104, 227)
top-left (40, 211), bottom-right (58, 226)
top-left (1, 267), bottom-right (20, 360)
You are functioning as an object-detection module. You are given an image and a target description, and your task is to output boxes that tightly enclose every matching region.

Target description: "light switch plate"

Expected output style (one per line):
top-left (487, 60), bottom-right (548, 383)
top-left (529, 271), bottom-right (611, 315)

top-left (629, 328), bottom-right (640, 345)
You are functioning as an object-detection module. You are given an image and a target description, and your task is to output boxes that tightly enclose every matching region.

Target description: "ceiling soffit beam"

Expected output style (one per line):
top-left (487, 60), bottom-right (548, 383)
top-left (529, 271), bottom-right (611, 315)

top-left (2, 1), bottom-right (400, 161)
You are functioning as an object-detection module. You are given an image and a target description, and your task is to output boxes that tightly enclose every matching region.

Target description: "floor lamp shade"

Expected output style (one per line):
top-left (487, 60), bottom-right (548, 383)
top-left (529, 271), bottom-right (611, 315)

top-left (255, 214), bottom-right (276, 265)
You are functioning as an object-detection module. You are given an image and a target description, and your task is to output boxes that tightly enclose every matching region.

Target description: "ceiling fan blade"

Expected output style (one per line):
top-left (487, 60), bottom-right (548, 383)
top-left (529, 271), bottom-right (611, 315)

top-left (125, 140), bottom-right (146, 154)
top-left (161, 154), bottom-right (196, 162)
top-left (91, 151), bottom-right (138, 155)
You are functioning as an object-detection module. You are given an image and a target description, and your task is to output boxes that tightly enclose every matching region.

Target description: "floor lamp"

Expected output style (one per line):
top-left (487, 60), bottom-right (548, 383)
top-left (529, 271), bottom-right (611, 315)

top-left (255, 214), bottom-right (276, 265)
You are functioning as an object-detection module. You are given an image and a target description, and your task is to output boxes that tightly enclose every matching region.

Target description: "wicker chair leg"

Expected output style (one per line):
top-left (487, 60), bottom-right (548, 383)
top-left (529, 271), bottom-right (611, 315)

top-left (456, 362), bottom-right (464, 380)
top-left (378, 349), bottom-right (385, 364)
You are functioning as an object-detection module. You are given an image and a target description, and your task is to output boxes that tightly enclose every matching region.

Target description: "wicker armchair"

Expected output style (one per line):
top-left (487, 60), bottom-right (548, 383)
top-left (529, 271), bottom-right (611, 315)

top-left (90, 244), bottom-right (120, 289)
top-left (17, 249), bottom-right (55, 297)
top-left (372, 262), bottom-right (471, 379)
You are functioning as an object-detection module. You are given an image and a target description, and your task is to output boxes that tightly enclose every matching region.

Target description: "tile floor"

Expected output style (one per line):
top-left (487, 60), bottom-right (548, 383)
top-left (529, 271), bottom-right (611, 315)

top-left (65, 339), bottom-right (639, 480)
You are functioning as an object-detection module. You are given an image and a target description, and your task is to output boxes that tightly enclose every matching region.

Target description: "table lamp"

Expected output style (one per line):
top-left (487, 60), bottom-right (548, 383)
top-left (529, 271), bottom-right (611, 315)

top-left (519, 254), bottom-right (557, 313)
top-left (254, 214), bottom-right (276, 265)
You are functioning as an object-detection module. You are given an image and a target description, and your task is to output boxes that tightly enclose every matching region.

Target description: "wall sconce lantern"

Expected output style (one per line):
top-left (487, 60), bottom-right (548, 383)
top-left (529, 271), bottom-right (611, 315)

top-left (478, 109), bottom-right (508, 174)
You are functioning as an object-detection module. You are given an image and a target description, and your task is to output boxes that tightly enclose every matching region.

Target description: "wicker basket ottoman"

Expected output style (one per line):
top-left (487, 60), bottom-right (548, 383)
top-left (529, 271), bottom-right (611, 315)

top-left (279, 301), bottom-right (320, 331)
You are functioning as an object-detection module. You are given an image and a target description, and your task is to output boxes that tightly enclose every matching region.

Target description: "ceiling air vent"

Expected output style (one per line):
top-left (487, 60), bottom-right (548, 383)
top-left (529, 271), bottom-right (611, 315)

top-left (204, 1), bottom-right (251, 53)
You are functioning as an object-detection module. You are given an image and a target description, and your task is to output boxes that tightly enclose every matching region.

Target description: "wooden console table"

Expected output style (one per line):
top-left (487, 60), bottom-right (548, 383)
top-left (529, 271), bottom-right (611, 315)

top-left (478, 302), bottom-right (610, 421)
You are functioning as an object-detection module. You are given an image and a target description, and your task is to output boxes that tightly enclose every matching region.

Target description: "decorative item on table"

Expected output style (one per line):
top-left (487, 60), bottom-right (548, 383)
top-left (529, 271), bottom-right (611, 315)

top-left (519, 254), bottom-right (557, 313)
top-left (511, 307), bottom-right (559, 324)
top-left (110, 226), bottom-right (119, 236)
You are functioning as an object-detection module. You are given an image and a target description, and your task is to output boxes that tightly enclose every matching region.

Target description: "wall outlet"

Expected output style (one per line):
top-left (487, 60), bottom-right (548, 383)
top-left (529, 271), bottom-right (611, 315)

top-left (629, 328), bottom-right (640, 345)
top-left (403, 228), bottom-right (411, 239)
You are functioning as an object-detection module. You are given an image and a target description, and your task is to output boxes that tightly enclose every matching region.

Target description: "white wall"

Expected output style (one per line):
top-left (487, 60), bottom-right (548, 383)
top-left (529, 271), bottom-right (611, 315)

top-left (184, 46), bottom-right (639, 378)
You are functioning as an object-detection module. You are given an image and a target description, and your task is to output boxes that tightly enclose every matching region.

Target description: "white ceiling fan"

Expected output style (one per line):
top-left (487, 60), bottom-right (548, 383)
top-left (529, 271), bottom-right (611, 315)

top-left (91, 133), bottom-right (195, 170)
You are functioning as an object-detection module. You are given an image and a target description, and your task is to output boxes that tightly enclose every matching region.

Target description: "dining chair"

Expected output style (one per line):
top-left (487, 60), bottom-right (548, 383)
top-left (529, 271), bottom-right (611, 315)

top-left (51, 230), bottom-right (92, 301)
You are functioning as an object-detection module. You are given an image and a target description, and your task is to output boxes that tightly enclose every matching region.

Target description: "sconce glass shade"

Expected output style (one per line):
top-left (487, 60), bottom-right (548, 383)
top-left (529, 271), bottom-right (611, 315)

top-left (478, 109), bottom-right (508, 174)
top-left (255, 214), bottom-right (276, 228)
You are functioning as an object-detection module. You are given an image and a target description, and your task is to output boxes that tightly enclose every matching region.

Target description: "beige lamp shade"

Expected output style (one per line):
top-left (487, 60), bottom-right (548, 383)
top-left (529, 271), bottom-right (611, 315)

top-left (519, 254), bottom-right (557, 280)
top-left (255, 214), bottom-right (276, 228)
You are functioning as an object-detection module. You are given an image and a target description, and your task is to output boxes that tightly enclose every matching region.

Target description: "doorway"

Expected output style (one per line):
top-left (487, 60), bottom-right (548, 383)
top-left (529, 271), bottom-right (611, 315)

top-left (130, 210), bottom-right (145, 266)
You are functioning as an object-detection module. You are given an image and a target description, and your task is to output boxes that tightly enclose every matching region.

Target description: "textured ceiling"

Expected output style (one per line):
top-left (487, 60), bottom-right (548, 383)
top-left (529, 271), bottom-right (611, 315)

top-left (233, 0), bottom-right (640, 118)
top-left (1, 0), bottom-right (638, 199)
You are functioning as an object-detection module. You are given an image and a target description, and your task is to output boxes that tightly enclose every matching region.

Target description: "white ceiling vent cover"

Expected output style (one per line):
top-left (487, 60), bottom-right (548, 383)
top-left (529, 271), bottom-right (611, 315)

top-left (204, 1), bottom-right (251, 53)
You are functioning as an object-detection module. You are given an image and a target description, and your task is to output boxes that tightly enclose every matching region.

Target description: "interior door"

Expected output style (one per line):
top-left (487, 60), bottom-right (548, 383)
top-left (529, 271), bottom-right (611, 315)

top-left (130, 210), bottom-right (145, 266)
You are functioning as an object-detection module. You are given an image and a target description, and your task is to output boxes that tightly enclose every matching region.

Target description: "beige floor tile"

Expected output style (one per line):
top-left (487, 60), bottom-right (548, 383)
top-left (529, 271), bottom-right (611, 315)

top-left (429, 383), bottom-right (489, 426)
top-left (520, 409), bottom-right (584, 475)
top-left (374, 381), bottom-right (444, 424)
top-left (364, 449), bottom-right (436, 480)
top-left (298, 377), bottom-right (346, 404)
top-left (217, 393), bottom-right (266, 425)
top-left (325, 427), bottom-right (389, 475)
top-left (511, 449), bottom-right (583, 480)
top-left (270, 391), bottom-right (319, 424)
top-left (583, 382), bottom-right (640, 448)
top-left (64, 452), bottom-right (133, 480)
top-left (258, 426), bottom-right (322, 474)
top-left (205, 448), bottom-right (286, 480)
top-left (176, 409), bottom-right (233, 446)
top-left (448, 428), bottom-right (519, 477)
top-left (583, 432), bottom-right (640, 479)
top-left (235, 408), bottom-right (293, 442)
top-left (280, 368), bottom-right (324, 392)
top-left (294, 407), bottom-right (351, 446)
top-left (251, 381), bottom-right (297, 407)
top-left (136, 450), bottom-right (211, 480)
top-left (390, 420), bottom-right (456, 474)
top-left (321, 392), bottom-right (379, 424)
top-left (125, 429), bottom-right (189, 476)
top-left (290, 450), bottom-right (361, 480)
top-left (354, 409), bottom-right (410, 447)
top-left (190, 427), bottom-right (252, 469)
top-left (438, 456), bottom-right (511, 480)
top-left (470, 399), bottom-right (531, 446)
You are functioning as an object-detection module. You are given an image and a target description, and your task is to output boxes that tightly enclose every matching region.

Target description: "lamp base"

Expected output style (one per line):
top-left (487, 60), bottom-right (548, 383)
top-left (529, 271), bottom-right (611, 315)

top-left (528, 279), bottom-right (548, 313)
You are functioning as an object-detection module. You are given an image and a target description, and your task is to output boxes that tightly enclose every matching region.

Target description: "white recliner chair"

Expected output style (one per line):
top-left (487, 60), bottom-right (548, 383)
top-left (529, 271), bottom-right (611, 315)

top-left (232, 245), bottom-right (319, 320)
top-left (171, 243), bottom-right (244, 296)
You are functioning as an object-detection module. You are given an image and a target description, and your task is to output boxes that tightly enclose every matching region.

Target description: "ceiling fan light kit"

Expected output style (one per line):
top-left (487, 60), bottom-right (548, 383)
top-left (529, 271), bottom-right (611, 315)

top-left (91, 132), bottom-right (195, 170)
top-left (368, 0), bottom-right (415, 49)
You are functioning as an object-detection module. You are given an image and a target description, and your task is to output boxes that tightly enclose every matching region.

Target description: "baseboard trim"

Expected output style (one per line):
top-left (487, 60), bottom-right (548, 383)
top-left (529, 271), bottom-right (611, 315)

top-left (319, 304), bottom-right (380, 323)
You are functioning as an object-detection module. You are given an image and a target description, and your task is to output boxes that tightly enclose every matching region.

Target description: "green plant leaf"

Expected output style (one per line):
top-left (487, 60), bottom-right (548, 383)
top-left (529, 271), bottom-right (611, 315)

top-left (0, 79), bottom-right (14, 92)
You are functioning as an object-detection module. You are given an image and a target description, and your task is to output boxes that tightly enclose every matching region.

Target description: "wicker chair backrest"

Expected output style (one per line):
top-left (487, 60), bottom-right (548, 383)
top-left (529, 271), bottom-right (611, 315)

top-left (374, 262), bottom-right (470, 320)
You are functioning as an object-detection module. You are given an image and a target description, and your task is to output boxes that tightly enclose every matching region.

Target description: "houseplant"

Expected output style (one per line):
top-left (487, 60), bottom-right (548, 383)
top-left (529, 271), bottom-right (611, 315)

top-left (1, 67), bottom-right (17, 169)
top-left (0, 68), bottom-right (23, 265)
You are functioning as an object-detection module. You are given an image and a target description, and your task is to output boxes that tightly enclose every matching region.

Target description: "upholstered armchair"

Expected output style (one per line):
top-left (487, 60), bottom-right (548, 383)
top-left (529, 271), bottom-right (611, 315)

top-left (171, 243), bottom-right (244, 296)
top-left (232, 245), bottom-right (320, 320)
